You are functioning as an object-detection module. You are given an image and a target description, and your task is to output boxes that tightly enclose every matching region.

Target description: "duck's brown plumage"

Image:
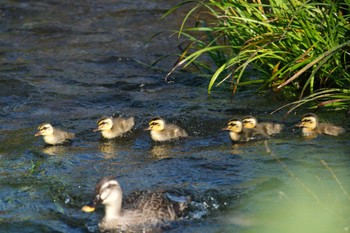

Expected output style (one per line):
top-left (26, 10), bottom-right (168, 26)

top-left (82, 176), bottom-right (188, 231)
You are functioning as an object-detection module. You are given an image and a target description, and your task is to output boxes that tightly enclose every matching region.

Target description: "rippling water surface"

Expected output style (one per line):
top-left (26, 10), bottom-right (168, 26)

top-left (1, 1), bottom-right (350, 232)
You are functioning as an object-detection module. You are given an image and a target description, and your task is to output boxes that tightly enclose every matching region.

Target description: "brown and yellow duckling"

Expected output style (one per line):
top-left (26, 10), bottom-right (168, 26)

top-left (94, 116), bottom-right (134, 139)
top-left (296, 113), bottom-right (346, 138)
top-left (35, 123), bottom-right (75, 145)
top-left (222, 118), bottom-right (263, 142)
top-left (145, 117), bottom-right (188, 142)
top-left (242, 115), bottom-right (283, 136)
top-left (82, 176), bottom-right (188, 232)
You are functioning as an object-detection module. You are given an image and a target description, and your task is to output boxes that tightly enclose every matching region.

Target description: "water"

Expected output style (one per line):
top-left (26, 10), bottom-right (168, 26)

top-left (1, 1), bottom-right (350, 232)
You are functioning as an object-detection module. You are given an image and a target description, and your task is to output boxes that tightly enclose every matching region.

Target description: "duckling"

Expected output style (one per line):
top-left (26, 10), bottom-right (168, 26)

top-left (296, 113), bottom-right (346, 138)
top-left (82, 176), bottom-right (188, 232)
top-left (145, 117), bottom-right (188, 142)
top-left (222, 118), bottom-right (258, 142)
top-left (35, 123), bottom-right (75, 145)
top-left (94, 116), bottom-right (134, 139)
top-left (242, 115), bottom-right (283, 136)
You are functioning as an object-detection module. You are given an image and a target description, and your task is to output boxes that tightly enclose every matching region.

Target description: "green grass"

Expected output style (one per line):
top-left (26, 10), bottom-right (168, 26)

top-left (164, 0), bottom-right (350, 113)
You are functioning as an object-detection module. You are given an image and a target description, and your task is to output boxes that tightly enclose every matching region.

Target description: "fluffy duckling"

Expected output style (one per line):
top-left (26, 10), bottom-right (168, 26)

top-left (35, 123), bottom-right (75, 145)
top-left (82, 176), bottom-right (188, 232)
top-left (296, 113), bottom-right (346, 138)
top-left (94, 116), bottom-right (134, 139)
top-left (222, 118), bottom-right (257, 142)
top-left (145, 117), bottom-right (188, 142)
top-left (242, 115), bottom-right (283, 136)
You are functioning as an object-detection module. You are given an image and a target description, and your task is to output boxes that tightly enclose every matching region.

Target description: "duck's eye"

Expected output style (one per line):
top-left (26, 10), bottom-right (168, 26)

top-left (150, 122), bottom-right (158, 126)
top-left (99, 121), bottom-right (107, 126)
top-left (229, 123), bottom-right (235, 127)
top-left (41, 127), bottom-right (48, 131)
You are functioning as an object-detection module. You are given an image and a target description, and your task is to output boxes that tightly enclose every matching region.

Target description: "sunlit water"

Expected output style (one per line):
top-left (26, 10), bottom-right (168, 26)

top-left (1, 1), bottom-right (350, 232)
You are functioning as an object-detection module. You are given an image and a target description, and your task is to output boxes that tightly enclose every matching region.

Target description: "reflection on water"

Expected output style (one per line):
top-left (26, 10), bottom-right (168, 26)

top-left (98, 140), bottom-right (119, 159)
top-left (41, 145), bottom-right (71, 156)
top-left (0, 0), bottom-right (350, 232)
top-left (150, 144), bottom-right (172, 159)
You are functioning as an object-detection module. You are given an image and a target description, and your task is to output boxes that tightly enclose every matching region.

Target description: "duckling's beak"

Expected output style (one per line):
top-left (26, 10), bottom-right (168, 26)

top-left (82, 194), bottom-right (102, 213)
top-left (34, 131), bottom-right (42, 136)
top-left (294, 123), bottom-right (303, 128)
top-left (222, 127), bottom-right (229, 131)
top-left (93, 127), bottom-right (100, 132)
top-left (144, 126), bottom-right (151, 131)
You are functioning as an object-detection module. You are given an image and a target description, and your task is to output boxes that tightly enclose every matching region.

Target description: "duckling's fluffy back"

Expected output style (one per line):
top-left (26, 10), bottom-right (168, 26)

top-left (150, 124), bottom-right (188, 142)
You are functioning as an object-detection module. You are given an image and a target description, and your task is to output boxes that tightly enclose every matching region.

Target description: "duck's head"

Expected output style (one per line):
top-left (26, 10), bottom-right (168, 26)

top-left (94, 117), bottom-right (113, 132)
top-left (296, 113), bottom-right (318, 130)
top-left (145, 117), bottom-right (165, 131)
top-left (35, 123), bottom-right (54, 136)
top-left (82, 176), bottom-right (122, 213)
top-left (242, 116), bottom-right (257, 129)
top-left (222, 119), bottom-right (243, 133)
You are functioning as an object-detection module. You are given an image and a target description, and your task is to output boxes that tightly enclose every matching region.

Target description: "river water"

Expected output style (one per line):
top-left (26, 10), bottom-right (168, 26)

top-left (1, 1), bottom-right (350, 232)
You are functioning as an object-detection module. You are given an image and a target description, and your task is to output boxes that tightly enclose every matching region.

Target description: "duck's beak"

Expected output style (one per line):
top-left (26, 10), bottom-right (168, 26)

top-left (144, 126), bottom-right (151, 131)
top-left (34, 131), bottom-right (41, 136)
top-left (82, 194), bottom-right (102, 213)
top-left (93, 128), bottom-right (100, 132)
top-left (294, 123), bottom-right (303, 128)
top-left (222, 127), bottom-right (229, 131)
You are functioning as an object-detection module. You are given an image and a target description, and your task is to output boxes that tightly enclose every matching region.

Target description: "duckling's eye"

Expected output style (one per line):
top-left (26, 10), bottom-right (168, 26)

top-left (41, 127), bottom-right (48, 131)
top-left (150, 122), bottom-right (159, 126)
top-left (229, 123), bottom-right (235, 127)
top-left (107, 184), bottom-right (117, 188)
top-left (302, 119), bottom-right (311, 123)
top-left (99, 121), bottom-right (107, 126)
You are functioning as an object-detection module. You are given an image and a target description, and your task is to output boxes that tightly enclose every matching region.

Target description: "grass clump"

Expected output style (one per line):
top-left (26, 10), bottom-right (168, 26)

top-left (164, 0), bottom-right (350, 112)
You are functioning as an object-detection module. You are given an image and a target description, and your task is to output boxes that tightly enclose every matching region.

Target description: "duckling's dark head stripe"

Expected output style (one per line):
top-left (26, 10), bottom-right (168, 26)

top-left (242, 115), bottom-right (255, 120)
top-left (38, 123), bottom-right (50, 130)
top-left (97, 116), bottom-right (110, 124)
top-left (98, 120), bottom-right (107, 126)
top-left (149, 121), bottom-right (160, 126)
top-left (149, 117), bottom-right (163, 126)
top-left (150, 117), bottom-right (162, 122)
top-left (302, 113), bottom-right (317, 119)
top-left (228, 118), bottom-right (241, 126)
top-left (302, 118), bottom-right (312, 123)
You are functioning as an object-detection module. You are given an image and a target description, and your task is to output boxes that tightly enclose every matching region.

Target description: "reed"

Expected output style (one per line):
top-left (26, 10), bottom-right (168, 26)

top-left (164, 0), bottom-right (350, 112)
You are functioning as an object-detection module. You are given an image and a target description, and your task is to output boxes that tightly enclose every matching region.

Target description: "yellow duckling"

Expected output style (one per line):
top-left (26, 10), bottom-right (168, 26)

top-left (222, 118), bottom-right (258, 142)
top-left (242, 115), bottom-right (283, 136)
top-left (82, 176), bottom-right (188, 232)
top-left (35, 123), bottom-right (75, 145)
top-left (145, 117), bottom-right (188, 142)
top-left (296, 113), bottom-right (346, 138)
top-left (94, 116), bottom-right (134, 139)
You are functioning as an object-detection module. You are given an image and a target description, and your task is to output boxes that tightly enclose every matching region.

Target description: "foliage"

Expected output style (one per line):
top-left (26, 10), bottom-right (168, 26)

top-left (164, 0), bottom-right (350, 112)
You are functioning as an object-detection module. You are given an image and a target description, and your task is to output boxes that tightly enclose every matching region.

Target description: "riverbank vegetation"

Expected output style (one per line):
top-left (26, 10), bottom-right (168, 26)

top-left (164, 0), bottom-right (350, 113)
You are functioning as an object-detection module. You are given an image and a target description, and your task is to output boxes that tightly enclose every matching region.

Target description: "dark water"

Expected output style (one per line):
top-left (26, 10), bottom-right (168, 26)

top-left (1, 1), bottom-right (350, 232)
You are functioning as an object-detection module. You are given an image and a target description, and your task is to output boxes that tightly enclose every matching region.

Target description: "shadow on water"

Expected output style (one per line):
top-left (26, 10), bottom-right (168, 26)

top-left (1, 0), bottom-right (350, 232)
